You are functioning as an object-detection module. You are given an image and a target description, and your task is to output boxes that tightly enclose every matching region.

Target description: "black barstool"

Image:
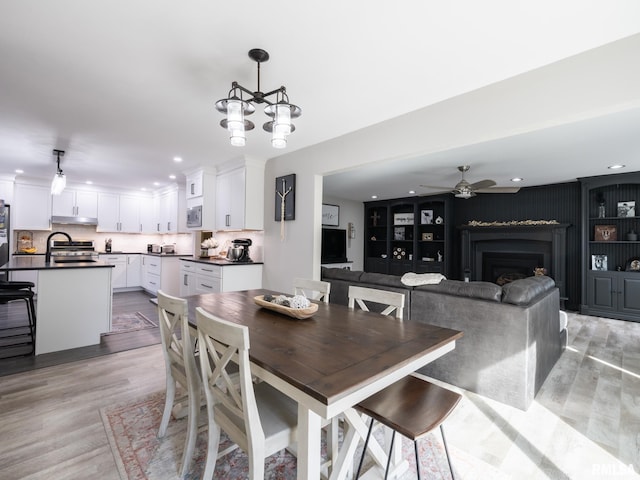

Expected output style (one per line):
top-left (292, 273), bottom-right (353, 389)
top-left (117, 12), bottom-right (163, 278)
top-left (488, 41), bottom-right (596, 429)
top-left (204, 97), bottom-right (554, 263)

top-left (0, 281), bottom-right (37, 355)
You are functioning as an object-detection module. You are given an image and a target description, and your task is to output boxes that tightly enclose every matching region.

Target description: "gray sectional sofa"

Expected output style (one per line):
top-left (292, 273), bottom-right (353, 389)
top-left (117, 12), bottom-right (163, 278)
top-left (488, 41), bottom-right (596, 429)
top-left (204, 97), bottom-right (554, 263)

top-left (321, 267), bottom-right (567, 410)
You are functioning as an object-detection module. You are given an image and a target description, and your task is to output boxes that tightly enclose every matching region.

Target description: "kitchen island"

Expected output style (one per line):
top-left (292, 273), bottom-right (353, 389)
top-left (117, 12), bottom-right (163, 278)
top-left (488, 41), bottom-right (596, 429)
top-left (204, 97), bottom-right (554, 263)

top-left (0, 256), bottom-right (114, 355)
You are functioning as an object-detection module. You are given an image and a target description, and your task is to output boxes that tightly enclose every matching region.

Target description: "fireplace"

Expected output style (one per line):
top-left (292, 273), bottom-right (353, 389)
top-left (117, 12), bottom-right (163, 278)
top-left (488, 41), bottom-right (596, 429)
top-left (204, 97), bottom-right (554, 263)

top-left (460, 224), bottom-right (569, 299)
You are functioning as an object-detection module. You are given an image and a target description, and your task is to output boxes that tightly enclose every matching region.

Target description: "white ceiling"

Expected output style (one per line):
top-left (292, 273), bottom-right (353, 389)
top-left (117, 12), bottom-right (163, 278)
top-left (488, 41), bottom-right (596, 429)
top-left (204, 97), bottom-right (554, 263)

top-left (1, 1), bottom-right (640, 201)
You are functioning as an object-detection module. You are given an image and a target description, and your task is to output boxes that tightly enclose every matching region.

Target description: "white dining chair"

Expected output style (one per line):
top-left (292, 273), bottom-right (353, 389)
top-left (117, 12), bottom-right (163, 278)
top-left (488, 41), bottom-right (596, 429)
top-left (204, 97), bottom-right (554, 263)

top-left (293, 277), bottom-right (331, 303)
top-left (347, 285), bottom-right (460, 479)
top-left (196, 306), bottom-right (299, 480)
top-left (348, 285), bottom-right (404, 319)
top-left (156, 290), bottom-right (200, 477)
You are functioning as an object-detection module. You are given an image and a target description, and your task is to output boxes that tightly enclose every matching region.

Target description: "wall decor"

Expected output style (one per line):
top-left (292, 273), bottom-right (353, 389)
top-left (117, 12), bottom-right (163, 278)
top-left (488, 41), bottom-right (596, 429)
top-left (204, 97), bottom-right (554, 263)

top-left (420, 209), bottom-right (433, 224)
top-left (275, 174), bottom-right (295, 241)
top-left (322, 204), bottom-right (339, 226)
top-left (394, 227), bottom-right (405, 241)
top-left (626, 256), bottom-right (640, 272)
top-left (392, 247), bottom-right (406, 260)
top-left (594, 224), bottom-right (617, 241)
top-left (393, 212), bottom-right (414, 225)
top-left (617, 200), bottom-right (635, 217)
top-left (592, 254), bottom-right (607, 271)
top-left (422, 232), bottom-right (434, 241)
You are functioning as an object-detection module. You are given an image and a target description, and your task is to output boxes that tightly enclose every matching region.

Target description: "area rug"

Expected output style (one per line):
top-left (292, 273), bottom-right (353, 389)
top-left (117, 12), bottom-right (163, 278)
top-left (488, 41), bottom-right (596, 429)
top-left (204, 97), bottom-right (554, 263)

top-left (101, 391), bottom-right (509, 480)
top-left (105, 312), bottom-right (157, 335)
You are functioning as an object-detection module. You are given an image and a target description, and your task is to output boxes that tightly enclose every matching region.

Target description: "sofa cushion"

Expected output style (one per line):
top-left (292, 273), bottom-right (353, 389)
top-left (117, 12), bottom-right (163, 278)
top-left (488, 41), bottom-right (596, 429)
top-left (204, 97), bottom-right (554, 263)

top-left (321, 267), bottom-right (363, 282)
top-left (502, 275), bottom-right (556, 306)
top-left (415, 280), bottom-right (502, 302)
top-left (359, 272), bottom-right (407, 288)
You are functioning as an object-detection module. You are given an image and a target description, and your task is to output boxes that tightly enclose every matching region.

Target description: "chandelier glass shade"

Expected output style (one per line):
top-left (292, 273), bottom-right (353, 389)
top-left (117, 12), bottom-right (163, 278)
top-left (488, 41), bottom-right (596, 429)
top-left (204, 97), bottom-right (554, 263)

top-left (51, 149), bottom-right (66, 195)
top-left (215, 49), bottom-right (301, 148)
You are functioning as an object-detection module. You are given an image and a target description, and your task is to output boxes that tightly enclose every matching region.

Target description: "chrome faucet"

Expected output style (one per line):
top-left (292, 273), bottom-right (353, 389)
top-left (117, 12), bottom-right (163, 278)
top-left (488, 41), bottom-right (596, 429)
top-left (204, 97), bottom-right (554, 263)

top-left (45, 231), bottom-right (72, 264)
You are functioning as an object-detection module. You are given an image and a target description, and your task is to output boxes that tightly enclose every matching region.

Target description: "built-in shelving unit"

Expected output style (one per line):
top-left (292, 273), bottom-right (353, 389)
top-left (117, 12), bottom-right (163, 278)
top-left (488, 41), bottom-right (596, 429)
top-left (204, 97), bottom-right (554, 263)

top-left (580, 172), bottom-right (640, 322)
top-left (364, 195), bottom-right (451, 277)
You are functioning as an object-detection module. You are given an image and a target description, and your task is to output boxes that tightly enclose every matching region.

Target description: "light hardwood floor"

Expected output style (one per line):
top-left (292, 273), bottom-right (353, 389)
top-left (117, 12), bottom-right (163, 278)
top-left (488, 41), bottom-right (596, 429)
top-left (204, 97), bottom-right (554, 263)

top-left (0, 310), bottom-right (638, 479)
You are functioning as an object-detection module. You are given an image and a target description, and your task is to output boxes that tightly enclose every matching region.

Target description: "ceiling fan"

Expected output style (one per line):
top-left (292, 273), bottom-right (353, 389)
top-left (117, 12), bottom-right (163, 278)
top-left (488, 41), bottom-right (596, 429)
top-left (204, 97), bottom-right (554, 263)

top-left (420, 165), bottom-right (520, 199)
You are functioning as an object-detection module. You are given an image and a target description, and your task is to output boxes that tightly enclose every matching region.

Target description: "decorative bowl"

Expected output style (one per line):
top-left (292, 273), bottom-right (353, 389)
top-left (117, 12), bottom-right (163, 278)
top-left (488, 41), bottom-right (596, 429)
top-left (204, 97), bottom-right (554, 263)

top-left (253, 295), bottom-right (318, 319)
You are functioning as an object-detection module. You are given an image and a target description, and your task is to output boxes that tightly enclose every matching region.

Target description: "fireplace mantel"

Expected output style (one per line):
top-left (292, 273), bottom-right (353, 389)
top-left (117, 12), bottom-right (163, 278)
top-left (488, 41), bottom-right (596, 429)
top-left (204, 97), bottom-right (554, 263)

top-left (460, 223), bottom-right (570, 299)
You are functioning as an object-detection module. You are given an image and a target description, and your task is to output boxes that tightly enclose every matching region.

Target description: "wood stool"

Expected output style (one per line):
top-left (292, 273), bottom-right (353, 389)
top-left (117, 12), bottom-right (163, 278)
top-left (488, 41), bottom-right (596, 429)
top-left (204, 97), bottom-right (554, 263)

top-left (355, 375), bottom-right (461, 480)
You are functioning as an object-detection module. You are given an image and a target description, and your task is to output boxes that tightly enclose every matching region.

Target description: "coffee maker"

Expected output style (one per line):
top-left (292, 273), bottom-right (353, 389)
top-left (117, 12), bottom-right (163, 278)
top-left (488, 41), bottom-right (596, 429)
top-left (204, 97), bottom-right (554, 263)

top-left (226, 238), bottom-right (252, 262)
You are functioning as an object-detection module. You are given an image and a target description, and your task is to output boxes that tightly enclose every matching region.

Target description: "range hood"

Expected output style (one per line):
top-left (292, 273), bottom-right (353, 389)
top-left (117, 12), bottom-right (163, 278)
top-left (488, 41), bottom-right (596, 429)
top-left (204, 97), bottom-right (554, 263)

top-left (51, 215), bottom-right (99, 226)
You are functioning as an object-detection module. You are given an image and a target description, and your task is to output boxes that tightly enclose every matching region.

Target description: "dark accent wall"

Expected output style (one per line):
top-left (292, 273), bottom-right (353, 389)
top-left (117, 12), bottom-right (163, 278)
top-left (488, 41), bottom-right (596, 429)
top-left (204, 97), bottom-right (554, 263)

top-left (451, 181), bottom-right (581, 311)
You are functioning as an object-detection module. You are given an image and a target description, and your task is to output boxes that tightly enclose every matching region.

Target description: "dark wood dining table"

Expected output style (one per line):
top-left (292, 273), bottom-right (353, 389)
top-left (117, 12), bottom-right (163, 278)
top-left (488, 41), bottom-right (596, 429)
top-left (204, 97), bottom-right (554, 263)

top-left (185, 289), bottom-right (463, 479)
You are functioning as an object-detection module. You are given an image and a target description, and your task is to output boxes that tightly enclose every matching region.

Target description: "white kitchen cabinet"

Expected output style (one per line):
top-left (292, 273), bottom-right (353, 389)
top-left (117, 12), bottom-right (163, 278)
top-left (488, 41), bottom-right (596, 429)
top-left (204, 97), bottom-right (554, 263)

top-left (179, 260), bottom-right (262, 293)
top-left (52, 189), bottom-right (98, 219)
top-left (155, 186), bottom-right (186, 233)
top-left (13, 182), bottom-right (51, 230)
top-left (179, 261), bottom-right (197, 296)
top-left (185, 168), bottom-right (216, 231)
top-left (215, 161), bottom-right (264, 230)
top-left (185, 170), bottom-right (203, 199)
top-left (126, 254), bottom-right (141, 287)
top-left (100, 254), bottom-right (127, 288)
top-left (97, 193), bottom-right (144, 233)
top-left (142, 254), bottom-right (184, 296)
top-left (138, 196), bottom-right (155, 233)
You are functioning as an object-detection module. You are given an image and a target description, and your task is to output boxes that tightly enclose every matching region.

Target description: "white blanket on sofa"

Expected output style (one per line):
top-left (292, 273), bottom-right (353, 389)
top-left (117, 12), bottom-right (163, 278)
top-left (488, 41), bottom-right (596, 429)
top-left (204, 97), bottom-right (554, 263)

top-left (401, 272), bottom-right (446, 286)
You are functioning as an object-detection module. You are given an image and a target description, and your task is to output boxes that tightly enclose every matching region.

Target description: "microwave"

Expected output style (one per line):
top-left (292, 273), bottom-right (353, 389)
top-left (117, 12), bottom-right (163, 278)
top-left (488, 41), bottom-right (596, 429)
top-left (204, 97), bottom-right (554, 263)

top-left (186, 205), bottom-right (202, 228)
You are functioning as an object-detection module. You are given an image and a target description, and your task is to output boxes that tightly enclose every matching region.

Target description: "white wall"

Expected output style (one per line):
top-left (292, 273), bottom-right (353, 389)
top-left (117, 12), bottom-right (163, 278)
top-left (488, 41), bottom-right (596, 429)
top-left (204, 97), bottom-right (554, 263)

top-left (262, 34), bottom-right (640, 293)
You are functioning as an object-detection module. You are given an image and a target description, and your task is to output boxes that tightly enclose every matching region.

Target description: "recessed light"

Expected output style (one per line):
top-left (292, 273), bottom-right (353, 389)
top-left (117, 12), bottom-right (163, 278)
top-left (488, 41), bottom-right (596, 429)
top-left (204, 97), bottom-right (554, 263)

top-left (408, 190), bottom-right (416, 194)
top-left (173, 156), bottom-right (182, 163)
top-left (511, 177), bottom-right (523, 182)
top-left (141, 187), bottom-right (147, 191)
top-left (371, 195), bottom-right (378, 199)
top-left (169, 174), bottom-right (176, 180)
top-left (86, 180), bottom-right (93, 185)
top-left (153, 182), bottom-right (160, 186)
top-left (608, 164), bottom-right (625, 170)
top-left (15, 169), bottom-right (24, 174)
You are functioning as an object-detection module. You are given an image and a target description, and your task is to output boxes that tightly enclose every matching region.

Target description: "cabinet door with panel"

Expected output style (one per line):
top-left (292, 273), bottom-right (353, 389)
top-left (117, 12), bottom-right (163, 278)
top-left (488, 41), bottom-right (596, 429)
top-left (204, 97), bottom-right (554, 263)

top-left (126, 254), bottom-right (141, 287)
top-left (13, 183), bottom-right (51, 230)
top-left (100, 254), bottom-right (127, 289)
top-left (118, 195), bottom-right (140, 233)
top-left (53, 189), bottom-right (98, 218)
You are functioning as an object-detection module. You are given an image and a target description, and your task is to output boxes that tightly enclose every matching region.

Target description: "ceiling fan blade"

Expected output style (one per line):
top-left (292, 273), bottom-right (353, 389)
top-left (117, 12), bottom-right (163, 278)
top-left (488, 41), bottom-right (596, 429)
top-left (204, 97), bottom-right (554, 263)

top-left (418, 190), bottom-right (451, 197)
top-left (419, 185), bottom-right (451, 190)
top-left (469, 179), bottom-right (496, 190)
top-left (476, 186), bottom-right (521, 194)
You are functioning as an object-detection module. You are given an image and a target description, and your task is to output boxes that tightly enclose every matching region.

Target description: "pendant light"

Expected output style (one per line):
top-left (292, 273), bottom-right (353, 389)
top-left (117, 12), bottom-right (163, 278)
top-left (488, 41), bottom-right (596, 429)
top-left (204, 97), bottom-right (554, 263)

top-left (51, 149), bottom-right (66, 195)
top-left (216, 49), bottom-right (301, 148)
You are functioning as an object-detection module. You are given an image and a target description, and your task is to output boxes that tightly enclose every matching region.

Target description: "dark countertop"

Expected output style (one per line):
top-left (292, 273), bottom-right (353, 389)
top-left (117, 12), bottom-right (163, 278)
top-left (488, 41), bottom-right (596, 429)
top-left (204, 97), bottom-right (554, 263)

top-left (96, 251), bottom-right (192, 257)
top-left (1, 256), bottom-right (114, 271)
top-left (180, 256), bottom-right (264, 266)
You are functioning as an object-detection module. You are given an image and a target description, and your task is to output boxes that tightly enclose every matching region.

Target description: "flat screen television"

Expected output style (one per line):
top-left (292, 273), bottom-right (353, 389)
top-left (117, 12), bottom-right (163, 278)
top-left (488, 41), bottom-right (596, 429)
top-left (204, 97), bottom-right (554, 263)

top-left (321, 228), bottom-right (347, 263)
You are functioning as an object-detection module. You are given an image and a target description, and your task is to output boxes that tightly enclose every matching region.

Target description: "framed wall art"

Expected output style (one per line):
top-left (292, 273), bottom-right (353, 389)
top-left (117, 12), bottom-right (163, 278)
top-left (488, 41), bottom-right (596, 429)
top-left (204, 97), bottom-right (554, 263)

top-left (618, 201), bottom-right (635, 217)
top-left (591, 254), bottom-right (607, 271)
top-left (393, 212), bottom-right (414, 225)
top-left (594, 225), bottom-right (617, 241)
top-left (322, 204), bottom-right (339, 226)
top-left (275, 174), bottom-right (295, 221)
top-left (420, 209), bottom-right (434, 224)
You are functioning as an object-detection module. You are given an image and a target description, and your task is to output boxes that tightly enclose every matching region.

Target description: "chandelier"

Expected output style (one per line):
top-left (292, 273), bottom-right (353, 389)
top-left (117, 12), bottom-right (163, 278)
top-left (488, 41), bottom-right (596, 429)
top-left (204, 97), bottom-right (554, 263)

top-left (215, 49), bottom-right (301, 149)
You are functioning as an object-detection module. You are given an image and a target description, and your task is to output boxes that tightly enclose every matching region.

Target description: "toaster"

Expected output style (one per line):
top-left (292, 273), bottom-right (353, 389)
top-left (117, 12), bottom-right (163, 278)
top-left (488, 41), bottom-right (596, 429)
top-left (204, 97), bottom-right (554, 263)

top-left (161, 244), bottom-right (175, 254)
top-left (150, 244), bottom-right (162, 253)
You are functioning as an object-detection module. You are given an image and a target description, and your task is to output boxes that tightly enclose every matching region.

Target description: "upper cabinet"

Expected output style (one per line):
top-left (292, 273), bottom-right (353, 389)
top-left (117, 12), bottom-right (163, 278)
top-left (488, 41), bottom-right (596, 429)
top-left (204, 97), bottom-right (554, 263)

top-left (13, 181), bottom-right (51, 230)
top-left (215, 160), bottom-right (264, 231)
top-left (155, 185), bottom-right (187, 233)
top-left (97, 192), bottom-right (153, 233)
top-left (51, 188), bottom-right (98, 219)
top-left (185, 168), bottom-right (216, 231)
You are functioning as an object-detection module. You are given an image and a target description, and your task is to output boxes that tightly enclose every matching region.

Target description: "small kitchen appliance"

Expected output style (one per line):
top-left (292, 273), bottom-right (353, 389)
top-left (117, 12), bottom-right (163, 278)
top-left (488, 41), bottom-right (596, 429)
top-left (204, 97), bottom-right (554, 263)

top-left (161, 244), bottom-right (175, 254)
top-left (226, 238), bottom-right (252, 262)
top-left (150, 244), bottom-right (162, 253)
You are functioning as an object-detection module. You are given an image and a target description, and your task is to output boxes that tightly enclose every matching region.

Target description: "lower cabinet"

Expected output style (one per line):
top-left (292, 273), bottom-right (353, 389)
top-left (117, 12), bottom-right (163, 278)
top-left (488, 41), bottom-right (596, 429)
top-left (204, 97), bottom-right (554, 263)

top-left (142, 255), bottom-right (185, 296)
top-left (586, 271), bottom-right (640, 320)
top-left (180, 260), bottom-right (263, 294)
top-left (100, 254), bottom-right (141, 290)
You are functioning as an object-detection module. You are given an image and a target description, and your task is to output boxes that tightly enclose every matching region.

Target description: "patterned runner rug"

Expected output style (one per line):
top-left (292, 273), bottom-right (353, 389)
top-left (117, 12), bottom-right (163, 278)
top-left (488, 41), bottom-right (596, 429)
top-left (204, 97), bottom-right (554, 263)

top-left (105, 312), bottom-right (157, 335)
top-left (101, 391), bottom-right (508, 479)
